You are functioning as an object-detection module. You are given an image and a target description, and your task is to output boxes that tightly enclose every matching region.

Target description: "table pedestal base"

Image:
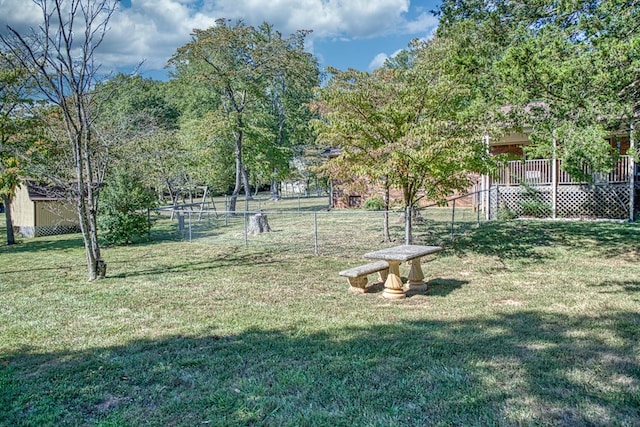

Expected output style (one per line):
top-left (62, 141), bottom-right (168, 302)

top-left (382, 261), bottom-right (406, 299)
top-left (406, 258), bottom-right (427, 291)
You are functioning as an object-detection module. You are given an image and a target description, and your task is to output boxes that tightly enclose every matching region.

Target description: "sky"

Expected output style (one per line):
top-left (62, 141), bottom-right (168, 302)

top-left (0, 0), bottom-right (441, 80)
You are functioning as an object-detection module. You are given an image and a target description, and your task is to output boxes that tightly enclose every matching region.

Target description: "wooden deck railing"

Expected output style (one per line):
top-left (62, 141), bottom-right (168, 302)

top-left (494, 156), bottom-right (632, 186)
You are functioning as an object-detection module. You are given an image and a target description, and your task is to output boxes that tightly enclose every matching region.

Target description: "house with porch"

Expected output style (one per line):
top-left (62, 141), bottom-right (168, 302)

top-left (325, 126), bottom-right (639, 221)
top-left (479, 128), bottom-right (638, 221)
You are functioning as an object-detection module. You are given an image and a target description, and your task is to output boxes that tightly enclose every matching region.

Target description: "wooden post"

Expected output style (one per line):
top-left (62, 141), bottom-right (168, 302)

top-left (630, 122), bottom-right (635, 222)
top-left (483, 134), bottom-right (490, 220)
top-left (243, 211), bottom-right (248, 246)
top-left (552, 133), bottom-right (558, 220)
top-left (329, 180), bottom-right (334, 209)
top-left (224, 195), bottom-right (229, 226)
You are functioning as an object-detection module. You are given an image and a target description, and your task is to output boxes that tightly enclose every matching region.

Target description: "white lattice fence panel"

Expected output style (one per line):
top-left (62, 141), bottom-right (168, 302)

top-left (556, 185), bottom-right (628, 219)
top-left (34, 225), bottom-right (80, 237)
top-left (494, 186), bottom-right (552, 218)
top-left (493, 184), bottom-right (630, 220)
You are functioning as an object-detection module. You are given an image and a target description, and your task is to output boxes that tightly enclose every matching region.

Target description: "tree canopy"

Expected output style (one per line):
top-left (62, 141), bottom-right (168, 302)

top-left (316, 36), bottom-right (496, 210)
top-left (437, 0), bottom-right (640, 177)
top-left (168, 20), bottom-right (319, 211)
top-left (314, 36), bottom-right (498, 240)
top-left (0, 50), bottom-right (37, 245)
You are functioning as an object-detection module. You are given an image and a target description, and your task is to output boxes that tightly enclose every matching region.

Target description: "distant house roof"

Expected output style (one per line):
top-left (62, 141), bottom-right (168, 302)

top-left (322, 147), bottom-right (343, 158)
top-left (25, 181), bottom-right (68, 202)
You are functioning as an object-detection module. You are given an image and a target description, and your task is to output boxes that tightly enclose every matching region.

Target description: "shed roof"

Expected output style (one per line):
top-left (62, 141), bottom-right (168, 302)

top-left (25, 181), bottom-right (68, 202)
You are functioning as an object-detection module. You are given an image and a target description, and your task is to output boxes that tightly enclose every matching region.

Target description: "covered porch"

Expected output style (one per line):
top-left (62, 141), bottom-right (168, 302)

top-left (479, 155), bottom-right (639, 221)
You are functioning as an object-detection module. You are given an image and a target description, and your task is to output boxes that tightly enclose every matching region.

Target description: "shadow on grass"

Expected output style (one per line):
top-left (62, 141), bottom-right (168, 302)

top-left (425, 278), bottom-right (468, 297)
top-left (449, 220), bottom-right (640, 264)
top-left (357, 278), bottom-right (468, 297)
top-left (590, 280), bottom-right (640, 295)
top-left (0, 218), bottom-right (212, 258)
top-left (2, 310), bottom-right (638, 426)
top-left (0, 222), bottom-right (180, 256)
top-left (107, 251), bottom-right (282, 279)
top-left (0, 234), bottom-right (85, 255)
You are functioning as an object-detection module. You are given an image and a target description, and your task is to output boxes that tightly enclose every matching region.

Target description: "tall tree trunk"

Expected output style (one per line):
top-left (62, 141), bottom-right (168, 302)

top-left (75, 130), bottom-right (104, 281)
top-left (403, 183), bottom-right (412, 244)
top-left (242, 166), bottom-right (252, 200)
top-left (229, 130), bottom-right (243, 213)
top-left (76, 171), bottom-right (97, 281)
top-left (270, 176), bottom-right (280, 200)
top-left (2, 193), bottom-right (15, 245)
top-left (166, 179), bottom-right (178, 207)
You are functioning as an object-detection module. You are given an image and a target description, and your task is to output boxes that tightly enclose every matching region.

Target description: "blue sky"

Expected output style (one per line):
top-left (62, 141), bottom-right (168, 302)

top-left (1, 0), bottom-right (441, 79)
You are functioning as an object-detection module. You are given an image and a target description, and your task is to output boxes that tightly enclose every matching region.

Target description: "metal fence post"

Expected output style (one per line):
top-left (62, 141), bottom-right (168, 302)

top-left (188, 211), bottom-right (192, 242)
top-left (243, 210), bottom-right (248, 247)
top-left (314, 211), bottom-right (319, 255)
top-left (405, 206), bottom-right (411, 245)
top-left (224, 195), bottom-right (229, 226)
top-left (451, 199), bottom-right (456, 241)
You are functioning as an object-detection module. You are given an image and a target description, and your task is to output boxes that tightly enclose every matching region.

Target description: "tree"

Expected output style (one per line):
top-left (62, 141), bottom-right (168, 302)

top-left (315, 37), bottom-right (494, 240)
top-left (169, 20), bottom-right (319, 211)
top-left (1, 0), bottom-right (120, 280)
top-left (256, 25), bottom-right (319, 200)
top-left (98, 165), bottom-right (156, 245)
top-left (314, 67), bottom-right (403, 241)
top-left (0, 50), bottom-right (43, 245)
top-left (93, 74), bottom-right (185, 205)
top-left (437, 0), bottom-right (640, 178)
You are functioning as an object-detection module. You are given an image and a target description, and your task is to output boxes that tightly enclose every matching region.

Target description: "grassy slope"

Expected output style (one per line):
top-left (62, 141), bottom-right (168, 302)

top-left (0, 218), bottom-right (639, 426)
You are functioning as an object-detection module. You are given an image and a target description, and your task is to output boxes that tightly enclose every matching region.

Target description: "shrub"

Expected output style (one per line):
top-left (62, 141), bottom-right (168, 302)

top-left (363, 196), bottom-right (384, 211)
top-left (497, 206), bottom-right (517, 221)
top-left (519, 199), bottom-right (552, 218)
top-left (98, 167), bottom-right (157, 245)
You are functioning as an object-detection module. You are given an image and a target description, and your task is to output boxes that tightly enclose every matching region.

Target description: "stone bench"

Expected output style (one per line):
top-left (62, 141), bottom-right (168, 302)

top-left (338, 260), bottom-right (389, 293)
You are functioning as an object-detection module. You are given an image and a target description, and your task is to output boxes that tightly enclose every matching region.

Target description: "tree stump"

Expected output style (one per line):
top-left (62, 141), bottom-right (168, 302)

top-left (248, 212), bottom-right (271, 235)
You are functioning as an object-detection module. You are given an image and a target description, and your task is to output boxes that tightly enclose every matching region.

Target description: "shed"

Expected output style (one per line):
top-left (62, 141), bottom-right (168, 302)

top-left (10, 181), bottom-right (79, 237)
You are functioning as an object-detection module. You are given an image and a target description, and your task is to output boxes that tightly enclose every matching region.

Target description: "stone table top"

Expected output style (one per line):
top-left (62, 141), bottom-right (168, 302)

top-left (363, 244), bottom-right (443, 262)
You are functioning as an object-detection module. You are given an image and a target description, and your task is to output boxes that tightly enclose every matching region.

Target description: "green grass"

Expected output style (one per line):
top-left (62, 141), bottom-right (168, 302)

top-left (0, 215), bottom-right (639, 426)
top-left (164, 194), bottom-right (483, 254)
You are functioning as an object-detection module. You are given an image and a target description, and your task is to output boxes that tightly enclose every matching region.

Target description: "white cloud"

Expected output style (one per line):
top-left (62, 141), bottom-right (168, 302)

top-left (0, 0), bottom-right (438, 73)
top-left (368, 48), bottom-right (405, 70)
top-left (204, 0), bottom-right (411, 38)
top-left (404, 12), bottom-right (438, 34)
top-left (368, 53), bottom-right (389, 70)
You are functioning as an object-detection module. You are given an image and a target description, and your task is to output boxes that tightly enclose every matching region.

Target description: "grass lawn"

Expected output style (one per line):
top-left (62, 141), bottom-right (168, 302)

top-left (0, 215), bottom-right (639, 426)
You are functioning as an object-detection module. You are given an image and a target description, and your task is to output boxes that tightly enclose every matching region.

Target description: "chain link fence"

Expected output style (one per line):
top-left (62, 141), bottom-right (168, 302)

top-left (152, 193), bottom-right (488, 256)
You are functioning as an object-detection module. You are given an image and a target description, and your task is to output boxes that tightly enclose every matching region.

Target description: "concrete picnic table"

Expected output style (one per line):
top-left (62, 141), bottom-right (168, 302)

top-left (363, 244), bottom-right (443, 299)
